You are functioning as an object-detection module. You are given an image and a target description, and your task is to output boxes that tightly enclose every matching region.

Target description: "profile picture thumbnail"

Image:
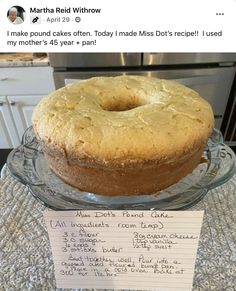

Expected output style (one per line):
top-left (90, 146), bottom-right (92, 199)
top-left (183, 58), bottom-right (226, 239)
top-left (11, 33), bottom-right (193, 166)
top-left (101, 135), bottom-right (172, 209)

top-left (7, 6), bottom-right (25, 24)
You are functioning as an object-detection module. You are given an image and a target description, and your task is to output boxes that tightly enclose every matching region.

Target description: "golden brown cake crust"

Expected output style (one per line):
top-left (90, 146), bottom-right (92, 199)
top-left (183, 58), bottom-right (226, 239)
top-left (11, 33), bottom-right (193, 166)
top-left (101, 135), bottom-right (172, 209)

top-left (45, 144), bottom-right (205, 196)
top-left (32, 75), bottom-right (214, 195)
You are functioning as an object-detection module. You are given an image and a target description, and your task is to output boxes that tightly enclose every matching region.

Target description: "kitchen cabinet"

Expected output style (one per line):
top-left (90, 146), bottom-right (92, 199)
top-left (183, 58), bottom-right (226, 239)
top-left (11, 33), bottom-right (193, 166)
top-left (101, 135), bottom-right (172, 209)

top-left (0, 67), bottom-right (54, 95)
top-left (0, 66), bottom-right (54, 149)
top-left (0, 96), bottom-right (19, 148)
top-left (8, 95), bottom-right (44, 140)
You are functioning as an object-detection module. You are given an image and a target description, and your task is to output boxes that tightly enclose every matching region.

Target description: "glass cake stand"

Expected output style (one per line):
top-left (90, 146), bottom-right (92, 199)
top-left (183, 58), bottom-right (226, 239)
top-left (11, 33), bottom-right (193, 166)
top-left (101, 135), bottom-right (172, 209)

top-left (7, 127), bottom-right (236, 211)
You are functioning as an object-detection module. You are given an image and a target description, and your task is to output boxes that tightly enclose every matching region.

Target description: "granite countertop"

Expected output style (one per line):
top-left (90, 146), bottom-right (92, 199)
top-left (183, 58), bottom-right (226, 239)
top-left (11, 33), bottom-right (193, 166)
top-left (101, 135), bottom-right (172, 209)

top-left (0, 53), bottom-right (49, 67)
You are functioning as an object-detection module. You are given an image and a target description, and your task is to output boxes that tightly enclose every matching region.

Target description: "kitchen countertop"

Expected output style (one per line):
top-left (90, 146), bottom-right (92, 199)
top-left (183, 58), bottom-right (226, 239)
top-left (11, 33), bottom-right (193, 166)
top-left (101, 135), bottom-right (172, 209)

top-left (0, 53), bottom-right (49, 67)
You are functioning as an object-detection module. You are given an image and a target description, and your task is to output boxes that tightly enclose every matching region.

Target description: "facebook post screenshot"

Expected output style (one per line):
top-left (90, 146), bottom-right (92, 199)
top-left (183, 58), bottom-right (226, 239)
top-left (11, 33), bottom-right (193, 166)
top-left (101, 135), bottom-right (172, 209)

top-left (0, 0), bottom-right (236, 290)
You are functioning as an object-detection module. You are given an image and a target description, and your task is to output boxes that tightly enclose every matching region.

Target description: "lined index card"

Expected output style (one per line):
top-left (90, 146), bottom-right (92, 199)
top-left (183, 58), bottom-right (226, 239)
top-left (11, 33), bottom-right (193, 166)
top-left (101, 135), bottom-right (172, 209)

top-left (43, 210), bottom-right (204, 291)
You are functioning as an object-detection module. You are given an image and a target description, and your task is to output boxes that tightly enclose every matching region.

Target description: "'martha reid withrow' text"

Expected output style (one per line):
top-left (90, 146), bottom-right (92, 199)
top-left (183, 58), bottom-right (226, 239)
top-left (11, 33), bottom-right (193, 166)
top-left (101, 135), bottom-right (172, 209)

top-left (30, 7), bottom-right (101, 14)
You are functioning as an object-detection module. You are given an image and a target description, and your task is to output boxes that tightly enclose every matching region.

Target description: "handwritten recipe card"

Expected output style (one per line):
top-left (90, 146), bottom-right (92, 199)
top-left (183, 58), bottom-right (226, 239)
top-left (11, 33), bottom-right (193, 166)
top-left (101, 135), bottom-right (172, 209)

top-left (43, 210), bottom-right (204, 290)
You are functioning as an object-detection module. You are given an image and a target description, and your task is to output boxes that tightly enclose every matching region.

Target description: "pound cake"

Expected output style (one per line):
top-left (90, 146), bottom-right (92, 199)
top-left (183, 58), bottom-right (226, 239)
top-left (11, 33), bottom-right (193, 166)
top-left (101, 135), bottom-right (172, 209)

top-left (32, 75), bottom-right (214, 195)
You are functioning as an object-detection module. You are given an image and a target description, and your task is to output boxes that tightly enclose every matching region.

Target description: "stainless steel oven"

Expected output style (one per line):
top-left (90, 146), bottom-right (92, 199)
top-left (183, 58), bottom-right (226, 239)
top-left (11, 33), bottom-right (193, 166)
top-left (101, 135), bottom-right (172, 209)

top-left (49, 53), bottom-right (236, 130)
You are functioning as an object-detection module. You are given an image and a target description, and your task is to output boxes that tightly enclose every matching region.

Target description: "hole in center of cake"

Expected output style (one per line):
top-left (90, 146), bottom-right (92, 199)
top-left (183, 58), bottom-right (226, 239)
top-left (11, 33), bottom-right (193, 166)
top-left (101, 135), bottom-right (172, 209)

top-left (101, 96), bottom-right (147, 112)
